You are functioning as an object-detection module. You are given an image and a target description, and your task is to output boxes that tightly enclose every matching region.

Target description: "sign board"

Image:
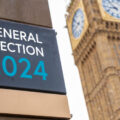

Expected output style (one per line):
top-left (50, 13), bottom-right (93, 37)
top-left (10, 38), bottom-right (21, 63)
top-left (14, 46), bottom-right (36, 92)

top-left (0, 20), bottom-right (66, 94)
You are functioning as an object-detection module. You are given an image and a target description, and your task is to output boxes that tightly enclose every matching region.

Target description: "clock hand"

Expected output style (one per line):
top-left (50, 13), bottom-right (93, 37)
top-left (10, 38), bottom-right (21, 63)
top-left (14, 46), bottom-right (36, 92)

top-left (108, 0), bottom-right (119, 10)
top-left (73, 20), bottom-right (80, 28)
top-left (113, 6), bottom-right (118, 11)
top-left (105, 5), bottom-right (118, 11)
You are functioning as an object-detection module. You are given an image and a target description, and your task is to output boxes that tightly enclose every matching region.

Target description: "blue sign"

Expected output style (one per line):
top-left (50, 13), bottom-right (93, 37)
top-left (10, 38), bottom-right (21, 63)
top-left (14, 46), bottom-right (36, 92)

top-left (0, 20), bottom-right (66, 94)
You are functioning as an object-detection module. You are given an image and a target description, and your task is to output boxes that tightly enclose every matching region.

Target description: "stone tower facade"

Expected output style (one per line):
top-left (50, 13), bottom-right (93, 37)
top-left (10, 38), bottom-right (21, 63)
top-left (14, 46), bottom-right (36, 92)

top-left (66, 0), bottom-right (120, 120)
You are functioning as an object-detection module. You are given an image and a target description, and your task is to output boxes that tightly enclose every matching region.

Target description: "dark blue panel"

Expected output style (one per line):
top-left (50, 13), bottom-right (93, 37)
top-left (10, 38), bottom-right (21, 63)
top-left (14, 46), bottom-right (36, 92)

top-left (0, 19), bottom-right (66, 94)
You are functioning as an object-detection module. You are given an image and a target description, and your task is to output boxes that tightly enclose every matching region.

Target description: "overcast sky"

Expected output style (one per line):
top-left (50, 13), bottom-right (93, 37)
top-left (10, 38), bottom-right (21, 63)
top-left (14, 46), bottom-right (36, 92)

top-left (48, 0), bottom-right (89, 120)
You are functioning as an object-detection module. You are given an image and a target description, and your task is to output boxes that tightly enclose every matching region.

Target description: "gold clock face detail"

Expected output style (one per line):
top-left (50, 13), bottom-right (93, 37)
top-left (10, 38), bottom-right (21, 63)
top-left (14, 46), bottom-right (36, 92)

top-left (102, 0), bottom-right (120, 19)
top-left (72, 9), bottom-right (84, 39)
top-left (97, 0), bottom-right (120, 22)
top-left (67, 0), bottom-right (88, 50)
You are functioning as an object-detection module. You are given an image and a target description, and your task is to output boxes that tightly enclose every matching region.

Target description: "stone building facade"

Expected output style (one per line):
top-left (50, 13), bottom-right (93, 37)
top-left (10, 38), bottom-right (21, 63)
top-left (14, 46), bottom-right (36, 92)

top-left (66, 0), bottom-right (120, 120)
top-left (0, 0), bottom-right (70, 120)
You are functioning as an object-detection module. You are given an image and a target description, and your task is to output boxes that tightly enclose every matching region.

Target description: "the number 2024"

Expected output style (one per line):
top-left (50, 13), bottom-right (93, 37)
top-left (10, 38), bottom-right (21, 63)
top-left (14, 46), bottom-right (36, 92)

top-left (2, 56), bottom-right (48, 80)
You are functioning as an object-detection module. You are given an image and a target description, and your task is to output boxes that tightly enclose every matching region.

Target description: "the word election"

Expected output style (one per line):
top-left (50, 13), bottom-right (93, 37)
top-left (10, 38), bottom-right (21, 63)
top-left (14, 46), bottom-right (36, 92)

top-left (0, 27), bottom-right (44, 57)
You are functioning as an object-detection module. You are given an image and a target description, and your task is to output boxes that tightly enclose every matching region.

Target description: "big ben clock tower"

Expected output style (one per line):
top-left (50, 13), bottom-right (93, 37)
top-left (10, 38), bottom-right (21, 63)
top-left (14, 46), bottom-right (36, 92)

top-left (67, 0), bottom-right (120, 120)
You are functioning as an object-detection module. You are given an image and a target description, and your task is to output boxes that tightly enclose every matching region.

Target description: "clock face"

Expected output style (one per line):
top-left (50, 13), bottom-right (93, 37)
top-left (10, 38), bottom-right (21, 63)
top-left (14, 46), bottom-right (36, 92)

top-left (102, 0), bottom-right (120, 19)
top-left (72, 9), bottom-right (84, 39)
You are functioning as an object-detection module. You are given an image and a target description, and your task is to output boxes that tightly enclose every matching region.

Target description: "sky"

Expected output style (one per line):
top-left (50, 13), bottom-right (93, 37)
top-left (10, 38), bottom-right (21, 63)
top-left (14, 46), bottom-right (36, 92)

top-left (48, 0), bottom-right (89, 120)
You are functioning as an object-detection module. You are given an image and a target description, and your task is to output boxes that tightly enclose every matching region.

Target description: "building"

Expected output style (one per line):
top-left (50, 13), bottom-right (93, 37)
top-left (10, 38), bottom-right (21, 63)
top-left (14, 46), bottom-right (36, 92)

top-left (0, 0), bottom-right (70, 120)
top-left (66, 0), bottom-right (120, 120)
